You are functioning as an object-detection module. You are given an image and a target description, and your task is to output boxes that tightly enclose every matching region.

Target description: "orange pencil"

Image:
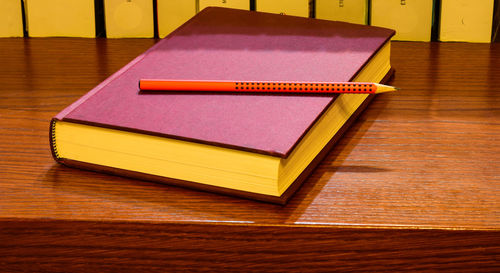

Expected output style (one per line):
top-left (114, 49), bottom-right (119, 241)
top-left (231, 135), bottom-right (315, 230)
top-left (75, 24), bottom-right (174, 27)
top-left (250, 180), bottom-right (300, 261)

top-left (139, 79), bottom-right (398, 94)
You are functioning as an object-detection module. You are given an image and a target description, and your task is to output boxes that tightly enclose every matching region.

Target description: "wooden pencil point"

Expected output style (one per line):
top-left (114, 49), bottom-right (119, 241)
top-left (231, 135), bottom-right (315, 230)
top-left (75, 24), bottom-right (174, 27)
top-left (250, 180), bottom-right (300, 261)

top-left (374, 83), bottom-right (399, 93)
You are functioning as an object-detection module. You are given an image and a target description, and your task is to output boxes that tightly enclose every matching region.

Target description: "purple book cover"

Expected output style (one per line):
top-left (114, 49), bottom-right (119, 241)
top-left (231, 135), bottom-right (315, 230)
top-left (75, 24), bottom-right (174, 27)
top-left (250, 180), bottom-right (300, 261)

top-left (55, 7), bottom-right (395, 158)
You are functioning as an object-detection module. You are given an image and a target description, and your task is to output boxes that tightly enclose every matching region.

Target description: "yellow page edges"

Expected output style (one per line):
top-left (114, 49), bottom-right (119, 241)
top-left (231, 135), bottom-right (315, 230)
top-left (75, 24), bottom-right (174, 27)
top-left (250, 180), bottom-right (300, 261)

top-left (277, 42), bottom-right (391, 194)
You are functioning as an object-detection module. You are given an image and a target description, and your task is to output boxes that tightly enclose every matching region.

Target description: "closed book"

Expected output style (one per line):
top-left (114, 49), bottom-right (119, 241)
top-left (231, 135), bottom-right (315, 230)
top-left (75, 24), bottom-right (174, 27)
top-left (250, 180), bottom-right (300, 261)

top-left (50, 7), bottom-right (395, 204)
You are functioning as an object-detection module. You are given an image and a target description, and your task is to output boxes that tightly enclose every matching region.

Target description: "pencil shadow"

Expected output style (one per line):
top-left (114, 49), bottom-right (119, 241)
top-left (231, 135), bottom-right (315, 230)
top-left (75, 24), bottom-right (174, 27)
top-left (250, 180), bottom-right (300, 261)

top-left (139, 90), bottom-right (339, 98)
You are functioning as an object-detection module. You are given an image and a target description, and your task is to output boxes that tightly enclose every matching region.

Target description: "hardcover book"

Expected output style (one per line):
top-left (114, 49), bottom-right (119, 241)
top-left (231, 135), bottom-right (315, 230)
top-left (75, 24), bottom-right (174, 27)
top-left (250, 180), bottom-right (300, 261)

top-left (50, 7), bottom-right (395, 204)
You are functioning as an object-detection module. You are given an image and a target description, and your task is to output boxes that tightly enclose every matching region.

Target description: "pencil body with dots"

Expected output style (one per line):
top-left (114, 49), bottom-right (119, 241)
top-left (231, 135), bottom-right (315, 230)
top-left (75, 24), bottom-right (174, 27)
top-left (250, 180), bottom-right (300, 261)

top-left (139, 79), bottom-right (399, 94)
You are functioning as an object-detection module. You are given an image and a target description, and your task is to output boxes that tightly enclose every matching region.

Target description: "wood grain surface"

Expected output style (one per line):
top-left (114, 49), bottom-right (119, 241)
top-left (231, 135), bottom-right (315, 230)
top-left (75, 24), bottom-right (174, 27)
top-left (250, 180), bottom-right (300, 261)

top-left (0, 38), bottom-right (499, 272)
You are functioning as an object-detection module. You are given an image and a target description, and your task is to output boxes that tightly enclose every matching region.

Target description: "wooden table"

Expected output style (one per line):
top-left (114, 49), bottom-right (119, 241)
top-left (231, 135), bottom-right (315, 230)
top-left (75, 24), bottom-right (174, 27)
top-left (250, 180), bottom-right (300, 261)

top-left (0, 38), bottom-right (499, 272)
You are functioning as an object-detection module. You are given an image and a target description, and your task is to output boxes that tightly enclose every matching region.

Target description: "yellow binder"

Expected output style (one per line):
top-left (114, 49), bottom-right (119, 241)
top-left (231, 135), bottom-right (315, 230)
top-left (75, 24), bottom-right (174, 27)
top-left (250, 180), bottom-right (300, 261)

top-left (256, 0), bottom-right (311, 17)
top-left (157, 0), bottom-right (197, 38)
top-left (371, 0), bottom-right (433, 41)
top-left (316, 0), bottom-right (368, 25)
top-left (25, 0), bottom-right (96, 37)
top-left (199, 0), bottom-right (250, 11)
top-left (439, 0), bottom-right (495, 43)
top-left (0, 0), bottom-right (24, 37)
top-left (104, 0), bottom-right (153, 38)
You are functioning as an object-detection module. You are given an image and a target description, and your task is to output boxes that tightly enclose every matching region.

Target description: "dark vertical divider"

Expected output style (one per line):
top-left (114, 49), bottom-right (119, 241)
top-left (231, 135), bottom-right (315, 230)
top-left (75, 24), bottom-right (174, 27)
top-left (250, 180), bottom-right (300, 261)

top-left (492, 0), bottom-right (500, 42)
top-left (153, 0), bottom-right (159, 38)
top-left (309, 0), bottom-right (315, 18)
top-left (250, 0), bottom-right (255, 11)
top-left (94, 0), bottom-right (106, 37)
top-left (367, 0), bottom-right (372, 25)
top-left (431, 0), bottom-right (441, 41)
top-left (21, 0), bottom-right (28, 37)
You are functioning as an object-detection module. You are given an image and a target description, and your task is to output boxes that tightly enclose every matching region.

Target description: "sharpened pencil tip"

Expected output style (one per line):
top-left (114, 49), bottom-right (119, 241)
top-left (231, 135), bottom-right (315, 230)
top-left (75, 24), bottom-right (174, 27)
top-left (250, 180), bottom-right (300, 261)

top-left (375, 83), bottom-right (399, 93)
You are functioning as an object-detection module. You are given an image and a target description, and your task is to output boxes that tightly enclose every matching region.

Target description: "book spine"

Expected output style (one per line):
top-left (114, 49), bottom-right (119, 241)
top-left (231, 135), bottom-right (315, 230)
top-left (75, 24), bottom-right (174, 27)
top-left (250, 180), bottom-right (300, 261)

top-left (49, 119), bottom-right (61, 162)
top-left (0, 0), bottom-right (24, 37)
top-left (104, 0), bottom-right (154, 38)
top-left (370, 0), bottom-right (434, 41)
top-left (157, 0), bottom-right (197, 38)
top-left (316, 0), bottom-right (368, 25)
top-left (199, 0), bottom-right (250, 11)
top-left (439, 0), bottom-right (495, 42)
top-left (26, 0), bottom-right (96, 37)
top-left (255, 0), bottom-right (310, 17)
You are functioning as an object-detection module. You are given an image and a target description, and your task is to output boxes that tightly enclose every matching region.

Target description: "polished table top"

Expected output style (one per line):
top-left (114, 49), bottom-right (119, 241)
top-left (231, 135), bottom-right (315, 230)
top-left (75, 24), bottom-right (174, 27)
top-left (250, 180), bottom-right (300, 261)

top-left (0, 38), bottom-right (499, 271)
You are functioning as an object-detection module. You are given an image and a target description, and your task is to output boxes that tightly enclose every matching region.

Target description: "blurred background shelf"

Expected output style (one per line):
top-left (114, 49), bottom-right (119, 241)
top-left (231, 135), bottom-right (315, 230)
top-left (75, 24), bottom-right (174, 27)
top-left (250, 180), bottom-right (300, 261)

top-left (2, 0), bottom-right (497, 42)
